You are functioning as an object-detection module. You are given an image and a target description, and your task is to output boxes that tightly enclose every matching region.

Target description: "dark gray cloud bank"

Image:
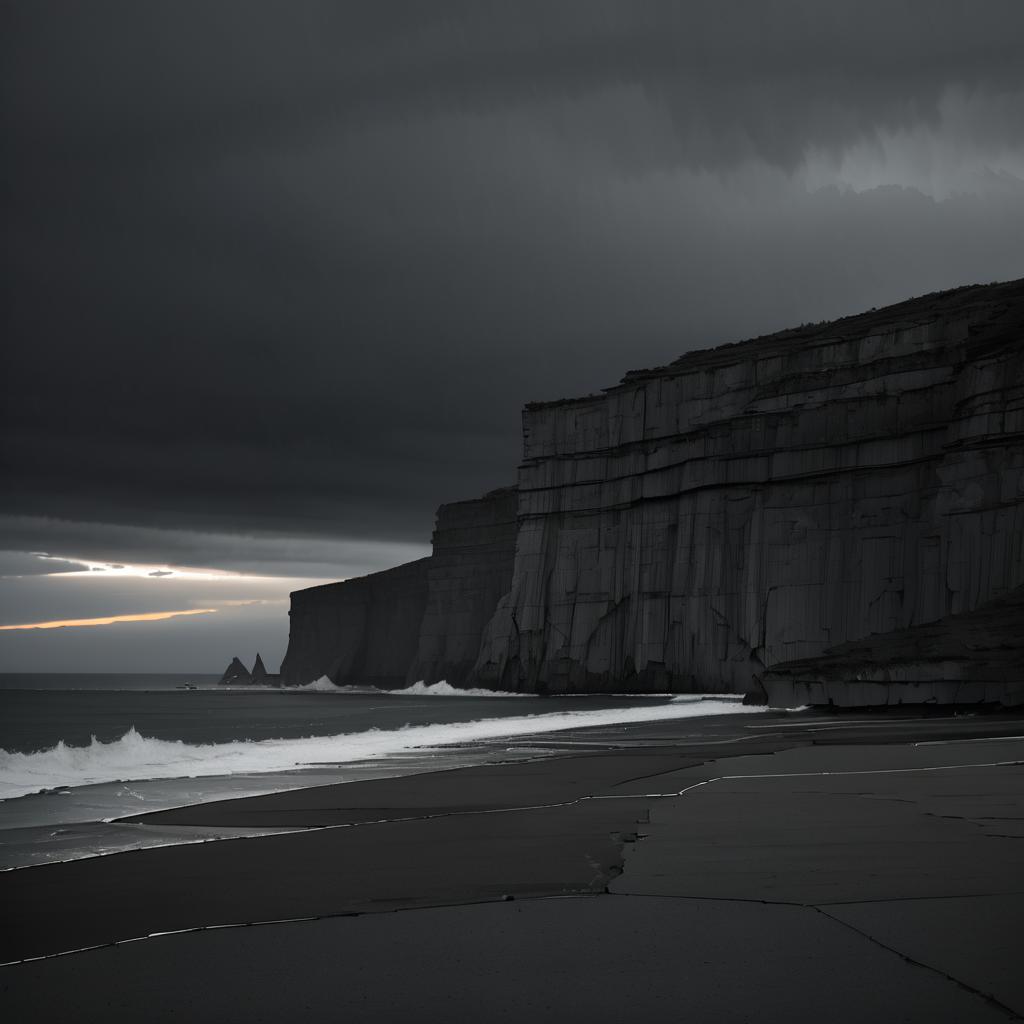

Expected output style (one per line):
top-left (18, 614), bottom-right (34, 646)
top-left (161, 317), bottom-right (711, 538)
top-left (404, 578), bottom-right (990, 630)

top-left (2, 2), bottom-right (1023, 667)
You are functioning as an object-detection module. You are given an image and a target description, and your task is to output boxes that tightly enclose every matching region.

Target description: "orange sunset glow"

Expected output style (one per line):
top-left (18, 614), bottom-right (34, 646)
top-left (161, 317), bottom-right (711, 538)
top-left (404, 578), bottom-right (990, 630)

top-left (0, 608), bottom-right (218, 631)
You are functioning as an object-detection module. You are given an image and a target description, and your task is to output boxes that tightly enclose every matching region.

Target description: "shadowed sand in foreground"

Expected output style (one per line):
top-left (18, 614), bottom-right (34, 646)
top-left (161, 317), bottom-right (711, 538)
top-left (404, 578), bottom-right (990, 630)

top-left (3, 709), bottom-right (1023, 1022)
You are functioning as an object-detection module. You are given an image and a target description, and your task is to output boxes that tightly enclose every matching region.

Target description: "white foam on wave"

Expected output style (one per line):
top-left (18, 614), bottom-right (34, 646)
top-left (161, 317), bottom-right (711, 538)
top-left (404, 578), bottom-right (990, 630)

top-left (397, 679), bottom-right (532, 697)
top-left (295, 677), bottom-right (346, 693)
top-left (296, 677), bottom-right (695, 698)
top-left (0, 699), bottom-right (763, 800)
top-left (296, 677), bottom-right (528, 696)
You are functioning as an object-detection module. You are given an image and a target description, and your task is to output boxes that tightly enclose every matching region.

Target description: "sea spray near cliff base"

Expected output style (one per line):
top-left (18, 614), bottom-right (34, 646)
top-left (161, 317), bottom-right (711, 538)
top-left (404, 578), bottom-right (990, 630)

top-left (303, 678), bottom-right (705, 698)
top-left (0, 698), bottom-right (762, 800)
top-left (299, 678), bottom-right (532, 697)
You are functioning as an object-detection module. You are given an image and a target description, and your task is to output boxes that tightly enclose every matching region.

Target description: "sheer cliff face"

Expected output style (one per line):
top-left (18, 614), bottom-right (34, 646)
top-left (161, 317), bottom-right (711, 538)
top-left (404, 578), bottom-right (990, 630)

top-left (472, 281), bottom-right (1024, 695)
top-left (281, 489), bottom-right (516, 687)
top-left (282, 280), bottom-right (1023, 700)
top-left (408, 488), bottom-right (517, 686)
top-left (281, 558), bottom-right (430, 687)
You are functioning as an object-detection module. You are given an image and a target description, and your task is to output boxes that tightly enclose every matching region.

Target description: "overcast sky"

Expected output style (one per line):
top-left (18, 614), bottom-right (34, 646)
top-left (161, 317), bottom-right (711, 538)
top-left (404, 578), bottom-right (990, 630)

top-left (3, 2), bottom-right (1024, 671)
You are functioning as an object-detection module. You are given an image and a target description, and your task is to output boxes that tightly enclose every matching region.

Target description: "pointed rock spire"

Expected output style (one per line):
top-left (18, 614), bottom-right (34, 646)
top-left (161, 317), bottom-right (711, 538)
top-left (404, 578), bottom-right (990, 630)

top-left (252, 653), bottom-right (268, 682)
top-left (218, 656), bottom-right (251, 686)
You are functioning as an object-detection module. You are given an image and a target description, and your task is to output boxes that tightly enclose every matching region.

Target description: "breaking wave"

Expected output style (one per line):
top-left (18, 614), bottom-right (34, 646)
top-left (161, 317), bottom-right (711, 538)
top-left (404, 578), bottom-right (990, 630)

top-left (393, 680), bottom-right (530, 697)
top-left (306, 678), bottom-right (531, 697)
top-left (0, 699), bottom-right (763, 800)
top-left (296, 677), bottom-right (347, 692)
top-left (297, 678), bottom-right (698, 698)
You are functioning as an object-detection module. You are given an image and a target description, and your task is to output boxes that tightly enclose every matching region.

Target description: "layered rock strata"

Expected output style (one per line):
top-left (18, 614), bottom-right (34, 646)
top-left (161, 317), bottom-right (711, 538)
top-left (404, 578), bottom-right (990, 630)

top-left (408, 487), bottom-right (518, 687)
top-left (762, 585), bottom-right (1024, 708)
top-left (282, 278), bottom-right (1024, 704)
top-left (472, 278), bottom-right (1024, 696)
top-left (281, 488), bottom-right (517, 687)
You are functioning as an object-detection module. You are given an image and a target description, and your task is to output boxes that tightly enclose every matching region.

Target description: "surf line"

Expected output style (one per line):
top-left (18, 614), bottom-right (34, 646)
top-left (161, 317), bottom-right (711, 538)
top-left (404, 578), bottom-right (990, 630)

top-left (590, 757), bottom-right (1024, 800)
top-left (6, 755), bottom-right (1023, 879)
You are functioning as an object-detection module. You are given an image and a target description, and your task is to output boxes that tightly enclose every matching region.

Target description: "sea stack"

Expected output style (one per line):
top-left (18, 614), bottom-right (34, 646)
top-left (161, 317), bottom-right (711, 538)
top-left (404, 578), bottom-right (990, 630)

top-left (251, 653), bottom-right (268, 681)
top-left (282, 278), bottom-right (1024, 706)
top-left (250, 653), bottom-right (282, 687)
top-left (218, 657), bottom-right (252, 686)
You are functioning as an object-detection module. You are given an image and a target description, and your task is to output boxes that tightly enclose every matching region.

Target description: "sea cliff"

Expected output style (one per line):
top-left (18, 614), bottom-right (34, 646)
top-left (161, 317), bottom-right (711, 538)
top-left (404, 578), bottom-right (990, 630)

top-left (283, 279), bottom-right (1024, 704)
top-left (281, 488), bottom-right (516, 687)
top-left (281, 557), bottom-right (430, 688)
top-left (408, 487), bottom-right (518, 688)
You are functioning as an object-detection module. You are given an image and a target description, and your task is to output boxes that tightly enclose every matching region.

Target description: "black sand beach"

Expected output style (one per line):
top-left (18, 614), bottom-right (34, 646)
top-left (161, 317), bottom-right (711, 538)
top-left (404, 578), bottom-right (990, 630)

top-left (3, 709), bottom-right (1023, 1022)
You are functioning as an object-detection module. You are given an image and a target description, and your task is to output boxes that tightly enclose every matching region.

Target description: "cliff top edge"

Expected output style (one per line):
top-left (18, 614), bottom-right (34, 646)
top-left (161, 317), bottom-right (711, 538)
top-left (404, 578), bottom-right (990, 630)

top-left (525, 276), bottom-right (1024, 411)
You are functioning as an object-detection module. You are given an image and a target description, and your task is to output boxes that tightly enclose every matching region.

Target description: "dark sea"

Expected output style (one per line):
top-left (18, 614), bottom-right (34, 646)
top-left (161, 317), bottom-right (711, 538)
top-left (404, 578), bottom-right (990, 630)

top-left (0, 673), bottom-right (760, 869)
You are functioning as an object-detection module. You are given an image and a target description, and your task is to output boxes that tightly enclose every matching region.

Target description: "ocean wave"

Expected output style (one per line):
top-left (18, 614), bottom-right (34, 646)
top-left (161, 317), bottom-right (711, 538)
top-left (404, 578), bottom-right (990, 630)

top-left (394, 680), bottom-right (531, 697)
top-left (295, 677), bottom-right (346, 692)
top-left (297, 678), bottom-right (715, 698)
top-left (295, 677), bottom-right (527, 696)
top-left (0, 700), bottom-right (763, 800)
top-left (316, 678), bottom-right (530, 697)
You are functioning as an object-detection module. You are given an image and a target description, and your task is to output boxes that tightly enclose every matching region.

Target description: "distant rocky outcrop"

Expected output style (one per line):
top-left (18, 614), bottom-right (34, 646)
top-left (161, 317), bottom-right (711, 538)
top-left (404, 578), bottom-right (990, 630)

top-left (218, 653), bottom-right (284, 687)
top-left (282, 278), bottom-right (1024, 706)
top-left (218, 657), bottom-right (252, 686)
top-left (250, 652), bottom-right (282, 687)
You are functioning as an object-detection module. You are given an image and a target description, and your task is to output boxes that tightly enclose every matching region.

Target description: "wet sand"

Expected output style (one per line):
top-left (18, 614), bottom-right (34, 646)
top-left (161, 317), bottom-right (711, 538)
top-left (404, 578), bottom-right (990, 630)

top-left (3, 709), bottom-right (1023, 1021)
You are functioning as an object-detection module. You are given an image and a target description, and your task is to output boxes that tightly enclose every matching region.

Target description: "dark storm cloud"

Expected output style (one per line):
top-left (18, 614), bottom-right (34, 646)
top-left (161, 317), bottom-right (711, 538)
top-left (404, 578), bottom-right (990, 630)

top-left (7, 2), bottom-right (1024, 164)
top-left (3, 1), bottom-right (1024, 570)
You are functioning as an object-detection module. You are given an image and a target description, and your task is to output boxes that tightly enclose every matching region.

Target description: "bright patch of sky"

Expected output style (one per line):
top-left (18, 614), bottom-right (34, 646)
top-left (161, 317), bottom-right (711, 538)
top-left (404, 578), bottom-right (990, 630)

top-left (801, 87), bottom-right (1024, 200)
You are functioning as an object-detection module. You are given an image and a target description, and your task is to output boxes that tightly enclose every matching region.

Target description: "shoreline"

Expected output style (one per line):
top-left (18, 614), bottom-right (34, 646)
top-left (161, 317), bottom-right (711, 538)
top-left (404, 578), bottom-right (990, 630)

top-left (3, 707), bottom-right (1024, 1020)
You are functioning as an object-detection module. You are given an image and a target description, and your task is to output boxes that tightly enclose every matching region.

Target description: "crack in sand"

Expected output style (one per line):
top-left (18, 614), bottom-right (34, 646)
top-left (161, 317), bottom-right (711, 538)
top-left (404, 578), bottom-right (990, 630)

top-left (7, 756), bottom-right (1023, 966)
top-left (812, 905), bottom-right (1024, 1021)
top-left (0, 894), bottom-right (605, 968)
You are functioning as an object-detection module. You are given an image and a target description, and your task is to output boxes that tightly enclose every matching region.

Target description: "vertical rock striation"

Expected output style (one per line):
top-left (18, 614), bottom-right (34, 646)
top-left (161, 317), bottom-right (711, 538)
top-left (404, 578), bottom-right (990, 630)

top-left (280, 488), bottom-right (517, 687)
top-left (408, 487), bottom-right (518, 687)
top-left (280, 278), bottom-right (1024, 704)
top-left (471, 279), bottom-right (1024, 696)
top-left (281, 558), bottom-right (430, 687)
